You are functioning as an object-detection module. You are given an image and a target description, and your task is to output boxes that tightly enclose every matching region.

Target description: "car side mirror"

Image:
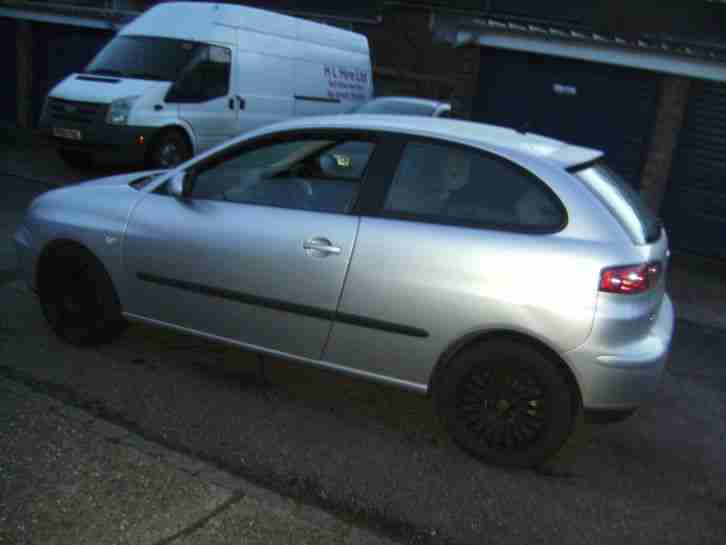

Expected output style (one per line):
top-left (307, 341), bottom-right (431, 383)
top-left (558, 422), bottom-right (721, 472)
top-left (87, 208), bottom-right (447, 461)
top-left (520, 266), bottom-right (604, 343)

top-left (168, 171), bottom-right (191, 198)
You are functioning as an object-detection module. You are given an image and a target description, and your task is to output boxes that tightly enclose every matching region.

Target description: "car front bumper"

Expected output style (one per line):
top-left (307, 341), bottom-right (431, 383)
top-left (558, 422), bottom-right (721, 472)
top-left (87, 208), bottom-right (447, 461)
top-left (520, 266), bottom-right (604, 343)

top-left (565, 295), bottom-right (675, 410)
top-left (13, 224), bottom-right (38, 292)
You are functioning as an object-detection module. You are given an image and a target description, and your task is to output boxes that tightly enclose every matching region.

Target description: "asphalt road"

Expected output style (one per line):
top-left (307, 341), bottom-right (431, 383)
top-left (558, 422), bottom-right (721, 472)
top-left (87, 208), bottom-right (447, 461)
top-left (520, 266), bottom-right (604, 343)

top-left (1, 173), bottom-right (725, 545)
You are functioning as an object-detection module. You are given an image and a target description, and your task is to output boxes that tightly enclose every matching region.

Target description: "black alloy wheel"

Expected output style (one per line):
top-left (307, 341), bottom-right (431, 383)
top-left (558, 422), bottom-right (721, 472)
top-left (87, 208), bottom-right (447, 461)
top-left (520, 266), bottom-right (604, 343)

top-left (456, 366), bottom-right (547, 451)
top-left (434, 340), bottom-right (577, 468)
top-left (39, 246), bottom-right (126, 346)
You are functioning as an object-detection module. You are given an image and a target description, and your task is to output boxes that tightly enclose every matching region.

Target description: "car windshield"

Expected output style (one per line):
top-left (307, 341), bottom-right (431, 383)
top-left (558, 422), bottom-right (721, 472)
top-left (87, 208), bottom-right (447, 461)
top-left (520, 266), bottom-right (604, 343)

top-left (353, 99), bottom-right (437, 116)
top-left (574, 161), bottom-right (661, 244)
top-left (86, 36), bottom-right (201, 82)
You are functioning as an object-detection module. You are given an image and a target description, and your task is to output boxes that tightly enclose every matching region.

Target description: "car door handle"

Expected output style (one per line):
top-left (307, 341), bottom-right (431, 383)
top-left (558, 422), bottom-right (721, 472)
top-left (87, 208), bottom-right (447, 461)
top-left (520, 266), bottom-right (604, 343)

top-left (303, 238), bottom-right (341, 257)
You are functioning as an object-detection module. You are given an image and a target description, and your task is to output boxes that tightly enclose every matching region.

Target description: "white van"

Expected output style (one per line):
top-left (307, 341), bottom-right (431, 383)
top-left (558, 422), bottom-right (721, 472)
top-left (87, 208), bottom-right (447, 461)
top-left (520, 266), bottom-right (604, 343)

top-left (39, 2), bottom-right (373, 169)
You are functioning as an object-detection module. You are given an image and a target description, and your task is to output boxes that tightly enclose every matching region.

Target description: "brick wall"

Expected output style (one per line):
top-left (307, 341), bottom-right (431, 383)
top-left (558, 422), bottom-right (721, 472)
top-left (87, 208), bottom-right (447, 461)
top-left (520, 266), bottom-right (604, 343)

top-left (640, 75), bottom-right (691, 213)
top-left (355, 9), bottom-right (481, 117)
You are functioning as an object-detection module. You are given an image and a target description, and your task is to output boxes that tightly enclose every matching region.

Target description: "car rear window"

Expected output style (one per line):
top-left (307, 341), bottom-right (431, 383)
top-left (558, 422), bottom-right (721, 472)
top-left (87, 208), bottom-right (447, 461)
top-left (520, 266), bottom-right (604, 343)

top-left (572, 162), bottom-right (661, 244)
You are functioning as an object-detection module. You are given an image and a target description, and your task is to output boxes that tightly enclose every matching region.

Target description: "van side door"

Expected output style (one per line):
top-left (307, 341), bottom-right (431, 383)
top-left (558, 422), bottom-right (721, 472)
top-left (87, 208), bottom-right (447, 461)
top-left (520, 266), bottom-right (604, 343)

top-left (234, 32), bottom-right (296, 134)
top-left (167, 44), bottom-right (238, 152)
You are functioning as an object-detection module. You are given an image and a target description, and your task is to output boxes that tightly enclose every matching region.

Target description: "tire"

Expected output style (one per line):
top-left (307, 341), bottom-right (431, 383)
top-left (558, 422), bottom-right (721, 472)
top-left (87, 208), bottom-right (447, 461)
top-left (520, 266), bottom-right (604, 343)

top-left (147, 129), bottom-right (191, 169)
top-left (434, 340), bottom-right (577, 468)
top-left (58, 149), bottom-right (93, 170)
top-left (585, 408), bottom-right (636, 425)
top-left (38, 245), bottom-right (126, 347)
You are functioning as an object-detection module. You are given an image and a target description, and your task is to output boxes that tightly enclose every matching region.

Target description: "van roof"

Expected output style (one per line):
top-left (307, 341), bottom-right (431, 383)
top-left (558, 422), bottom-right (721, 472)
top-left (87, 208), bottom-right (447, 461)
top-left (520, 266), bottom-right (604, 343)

top-left (121, 2), bottom-right (369, 54)
top-left (253, 114), bottom-right (603, 169)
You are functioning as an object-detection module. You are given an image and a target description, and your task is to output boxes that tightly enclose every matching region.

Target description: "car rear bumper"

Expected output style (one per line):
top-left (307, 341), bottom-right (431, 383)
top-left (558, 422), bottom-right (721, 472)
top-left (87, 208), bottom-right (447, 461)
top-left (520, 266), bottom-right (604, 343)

top-left (565, 295), bottom-right (674, 410)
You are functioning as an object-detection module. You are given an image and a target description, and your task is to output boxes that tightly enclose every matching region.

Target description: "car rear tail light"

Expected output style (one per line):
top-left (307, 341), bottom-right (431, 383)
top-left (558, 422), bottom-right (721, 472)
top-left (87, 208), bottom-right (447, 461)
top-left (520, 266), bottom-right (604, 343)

top-left (599, 262), bottom-right (662, 295)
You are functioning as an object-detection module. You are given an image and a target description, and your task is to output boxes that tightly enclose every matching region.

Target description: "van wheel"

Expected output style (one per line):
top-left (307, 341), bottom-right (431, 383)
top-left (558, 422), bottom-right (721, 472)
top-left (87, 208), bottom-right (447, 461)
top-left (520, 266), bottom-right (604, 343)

top-left (147, 129), bottom-right (191, 169)
top-left (58, 149), bottom-right (93, 170)
top-left (38, 244), bottom-right (126, 347)
top-left (434, 340), bottom-right (576, 468)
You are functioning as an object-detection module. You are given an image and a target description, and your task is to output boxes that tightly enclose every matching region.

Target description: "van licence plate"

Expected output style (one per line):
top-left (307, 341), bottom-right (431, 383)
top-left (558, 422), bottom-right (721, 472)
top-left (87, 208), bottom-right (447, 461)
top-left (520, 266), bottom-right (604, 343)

top-left (53, 128), bottom-right (82, 141)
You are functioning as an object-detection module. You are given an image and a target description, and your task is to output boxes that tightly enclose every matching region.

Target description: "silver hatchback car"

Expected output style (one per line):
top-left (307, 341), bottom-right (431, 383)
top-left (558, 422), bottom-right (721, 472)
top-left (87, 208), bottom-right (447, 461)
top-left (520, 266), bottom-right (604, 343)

top-left (14, 115), bottom-right (674, 467)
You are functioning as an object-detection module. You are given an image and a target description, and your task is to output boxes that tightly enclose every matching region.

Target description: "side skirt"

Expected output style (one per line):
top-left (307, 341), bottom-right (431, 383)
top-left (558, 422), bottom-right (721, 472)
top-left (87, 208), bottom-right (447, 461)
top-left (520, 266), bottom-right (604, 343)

top-left (122, 312), bottom-right (429, 396)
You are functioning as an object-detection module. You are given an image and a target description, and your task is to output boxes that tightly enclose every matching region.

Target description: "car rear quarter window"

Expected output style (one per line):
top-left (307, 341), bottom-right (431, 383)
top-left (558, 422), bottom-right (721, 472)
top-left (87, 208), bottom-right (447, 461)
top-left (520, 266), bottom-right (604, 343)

top-left (573, 162), bottom-right (661, 244)
top-left (383, 141), bottom-right (565, 232)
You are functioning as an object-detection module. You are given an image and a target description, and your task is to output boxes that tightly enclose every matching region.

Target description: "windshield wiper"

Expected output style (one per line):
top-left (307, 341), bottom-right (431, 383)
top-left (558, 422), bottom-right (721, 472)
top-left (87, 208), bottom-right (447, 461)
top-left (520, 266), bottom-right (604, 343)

top-left (86, 68), bottom-right (125, 77)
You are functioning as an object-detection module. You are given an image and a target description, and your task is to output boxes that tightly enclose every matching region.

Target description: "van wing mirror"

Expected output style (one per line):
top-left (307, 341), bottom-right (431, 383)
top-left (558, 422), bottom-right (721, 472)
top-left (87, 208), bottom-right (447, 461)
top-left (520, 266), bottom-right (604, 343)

top-left (168, 171), bottom-right (191, 198)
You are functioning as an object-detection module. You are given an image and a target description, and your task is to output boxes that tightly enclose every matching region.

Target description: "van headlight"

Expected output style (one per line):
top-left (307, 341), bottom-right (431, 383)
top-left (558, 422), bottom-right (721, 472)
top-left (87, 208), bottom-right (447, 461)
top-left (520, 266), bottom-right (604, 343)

top-left (106, 95), bottom-right (140, 125)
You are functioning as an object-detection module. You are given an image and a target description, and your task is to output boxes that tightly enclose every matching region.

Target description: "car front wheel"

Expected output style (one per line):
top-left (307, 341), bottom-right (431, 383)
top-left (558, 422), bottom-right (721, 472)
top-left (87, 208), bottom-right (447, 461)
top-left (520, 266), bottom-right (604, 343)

top-left (38, 245), bottom-right (126, 347)
top-left (434, 340), bottom-right (577, 468)
top-left (147, 129), bottom-right (191, 169)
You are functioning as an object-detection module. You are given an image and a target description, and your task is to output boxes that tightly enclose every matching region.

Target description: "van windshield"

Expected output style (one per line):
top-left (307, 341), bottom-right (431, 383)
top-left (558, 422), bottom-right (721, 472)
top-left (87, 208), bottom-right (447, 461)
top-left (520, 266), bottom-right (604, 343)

top-left (86, 36), bottom-right (201, 82)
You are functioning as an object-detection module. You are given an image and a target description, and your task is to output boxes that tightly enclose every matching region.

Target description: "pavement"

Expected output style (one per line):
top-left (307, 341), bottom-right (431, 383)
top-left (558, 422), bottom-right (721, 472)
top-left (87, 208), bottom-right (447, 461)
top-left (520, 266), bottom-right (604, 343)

top-left (0, 130), bottom-right (401, 545)
top-left (1, 128), bottom-right (725, 545)
top-left (0, 377), bottom-right (396, 545)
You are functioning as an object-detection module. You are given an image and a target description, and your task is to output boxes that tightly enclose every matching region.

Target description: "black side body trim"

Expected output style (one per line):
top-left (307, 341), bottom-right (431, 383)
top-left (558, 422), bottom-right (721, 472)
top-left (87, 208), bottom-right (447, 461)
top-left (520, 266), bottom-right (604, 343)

top-left (336, 312), bottom-right (429, 338)
top-left (137, 273), bottom-right (429, 339)
top-left (294, 95), bottom-right (341, 104)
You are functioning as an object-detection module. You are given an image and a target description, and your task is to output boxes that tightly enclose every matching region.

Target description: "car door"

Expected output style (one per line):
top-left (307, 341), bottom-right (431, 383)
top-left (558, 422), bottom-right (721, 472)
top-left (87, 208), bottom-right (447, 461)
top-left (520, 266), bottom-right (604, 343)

top-left (167, 43), bottom-right (239, 152)
top-left (122, 132), bottom-right (376, 361)
top-left (322, 136), bottom-right (574, 389)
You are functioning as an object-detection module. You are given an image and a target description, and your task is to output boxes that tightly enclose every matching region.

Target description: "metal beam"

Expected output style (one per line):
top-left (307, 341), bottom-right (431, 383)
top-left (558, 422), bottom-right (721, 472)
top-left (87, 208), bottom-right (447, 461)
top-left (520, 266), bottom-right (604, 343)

top-left (466, 29), bottom-right (726, 83)
top-left (0, 7), bottom-right (123, 30)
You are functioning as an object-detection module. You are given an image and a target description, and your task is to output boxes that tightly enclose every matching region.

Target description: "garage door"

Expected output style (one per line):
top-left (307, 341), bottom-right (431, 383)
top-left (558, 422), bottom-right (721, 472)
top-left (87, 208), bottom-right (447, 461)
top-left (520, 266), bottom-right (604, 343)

top-left (662, 81), bottom-right (726, 259)
top-left (31, 22), bottom-right (113, 127)
top-left (472, 48), bottom-right (659, 187)
top-left (0, 18), bottom-right (18, 126)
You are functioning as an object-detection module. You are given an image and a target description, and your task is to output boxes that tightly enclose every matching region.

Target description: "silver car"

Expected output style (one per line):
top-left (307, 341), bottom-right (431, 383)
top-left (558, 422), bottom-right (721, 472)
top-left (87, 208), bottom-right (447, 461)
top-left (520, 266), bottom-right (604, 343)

top-left (14, 115), bottom-right (674, 467)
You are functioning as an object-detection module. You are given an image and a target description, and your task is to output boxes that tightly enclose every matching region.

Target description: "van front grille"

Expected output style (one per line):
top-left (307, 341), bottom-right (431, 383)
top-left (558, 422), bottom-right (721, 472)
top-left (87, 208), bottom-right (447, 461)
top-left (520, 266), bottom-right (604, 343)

top-left (47, 98), bottom-right (106, 125)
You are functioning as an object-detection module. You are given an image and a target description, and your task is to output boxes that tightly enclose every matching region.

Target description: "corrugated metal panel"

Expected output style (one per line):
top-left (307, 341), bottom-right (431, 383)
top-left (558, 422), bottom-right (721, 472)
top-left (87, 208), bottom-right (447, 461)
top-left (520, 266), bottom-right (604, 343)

top-left (472, 48), bottom-right (658, 186)
top-left (0, 18), bottom-right (18, 126)
top-left (663, 81), bottom-right (726, 258)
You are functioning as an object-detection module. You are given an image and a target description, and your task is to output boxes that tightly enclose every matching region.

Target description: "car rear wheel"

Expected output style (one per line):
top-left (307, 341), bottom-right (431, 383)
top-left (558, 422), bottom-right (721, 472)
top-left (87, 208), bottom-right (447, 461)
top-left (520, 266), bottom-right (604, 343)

top-left (434, 340), bottom-right (576, 468)
top-left (38, 245), bottom-right (126, 347)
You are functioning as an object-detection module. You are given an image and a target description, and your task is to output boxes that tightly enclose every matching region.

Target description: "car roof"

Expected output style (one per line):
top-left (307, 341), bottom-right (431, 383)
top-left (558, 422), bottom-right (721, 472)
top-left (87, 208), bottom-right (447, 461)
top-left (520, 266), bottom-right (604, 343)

top-left (248, 114), bottom-right (602, 169)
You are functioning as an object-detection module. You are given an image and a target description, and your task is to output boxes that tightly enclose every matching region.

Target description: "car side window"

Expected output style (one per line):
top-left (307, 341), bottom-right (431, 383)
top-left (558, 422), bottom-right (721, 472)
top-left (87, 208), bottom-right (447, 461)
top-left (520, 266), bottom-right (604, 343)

top-left (189, 138), bottom-right (375, 214)
top-left (383, 141), bottom-right (565, 231)
top-left (166, 45), bottom-right (231, 103)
